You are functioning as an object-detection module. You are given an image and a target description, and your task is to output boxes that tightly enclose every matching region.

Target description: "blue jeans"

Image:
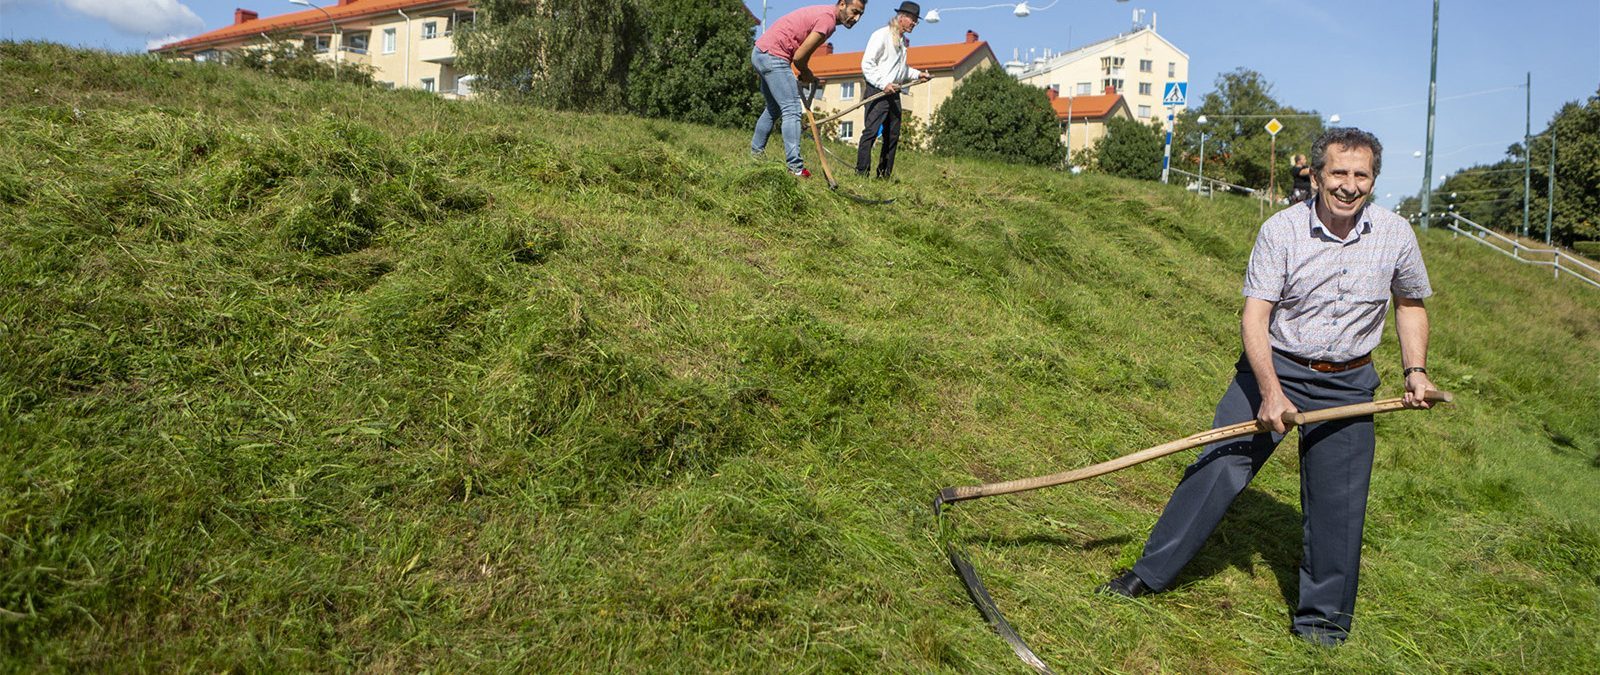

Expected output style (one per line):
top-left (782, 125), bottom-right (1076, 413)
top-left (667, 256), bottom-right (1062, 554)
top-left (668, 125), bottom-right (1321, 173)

top-left (750, 47), bottom-right (804, 171)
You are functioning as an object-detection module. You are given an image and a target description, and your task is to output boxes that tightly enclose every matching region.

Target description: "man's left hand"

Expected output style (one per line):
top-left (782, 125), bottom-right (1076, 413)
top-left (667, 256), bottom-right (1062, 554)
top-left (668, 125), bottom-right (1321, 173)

top-left (917, 72), bottom-right (931, 82)
top-left (1403, 371), bottom-right (1435, 408)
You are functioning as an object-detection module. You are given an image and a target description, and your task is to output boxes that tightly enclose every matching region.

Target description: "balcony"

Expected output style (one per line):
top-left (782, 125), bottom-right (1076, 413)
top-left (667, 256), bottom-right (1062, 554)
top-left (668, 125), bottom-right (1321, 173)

top-left (417, 34), bottom-right (456, 64)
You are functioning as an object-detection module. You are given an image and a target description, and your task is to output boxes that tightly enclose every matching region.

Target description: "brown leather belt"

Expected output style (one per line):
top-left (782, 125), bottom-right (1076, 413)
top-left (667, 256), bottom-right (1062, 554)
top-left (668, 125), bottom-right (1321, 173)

top-left (1277, 350), bottom-right (1372, 373)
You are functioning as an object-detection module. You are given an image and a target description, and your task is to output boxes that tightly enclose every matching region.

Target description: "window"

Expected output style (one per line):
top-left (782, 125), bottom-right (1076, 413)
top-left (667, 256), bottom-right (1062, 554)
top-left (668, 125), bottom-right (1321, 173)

top-left (422, 22), bottom-right (438, 39)
top-left (306, 35), bottom-right (331, 53)
top-left (1168, 62), bottom-right (1176, 77)
top-left (839, 121), bottom-right (854, 141)
top-left (345, 32), bottom-right (368, 54)
top-left (382, 28), bottom-right (396, 54)
top-left (1139, 59), bottom-right (1153, 73)
top-left (1076, 82), bottom-right (1092, 95)
top-left (840, 82), bottom-right (856, 99)
top-left (1138, 82), bottom-right (1152, 95)
top-left (1137, 104), bottom-right (1151, 118)
top-left (421, 77), bottom-right (436, 93)
top-left (1101, 78), bottom-right (1123, 93)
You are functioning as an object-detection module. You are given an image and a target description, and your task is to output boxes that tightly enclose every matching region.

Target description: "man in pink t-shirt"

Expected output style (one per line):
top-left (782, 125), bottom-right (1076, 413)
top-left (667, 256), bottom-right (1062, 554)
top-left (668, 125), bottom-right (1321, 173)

top-left (751, 1), bottom-right (868, 177)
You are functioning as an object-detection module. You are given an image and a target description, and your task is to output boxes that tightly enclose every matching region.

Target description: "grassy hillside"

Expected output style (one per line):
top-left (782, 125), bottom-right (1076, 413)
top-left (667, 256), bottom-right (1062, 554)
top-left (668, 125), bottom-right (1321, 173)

top-left (2, 42), bottom-right (1598, 672)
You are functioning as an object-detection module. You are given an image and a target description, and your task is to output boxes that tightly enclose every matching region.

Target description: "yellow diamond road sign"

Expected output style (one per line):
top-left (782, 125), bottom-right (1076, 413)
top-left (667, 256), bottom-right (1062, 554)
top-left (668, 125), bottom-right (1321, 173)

top-left (1265, 118), bottom-right (1283, 136)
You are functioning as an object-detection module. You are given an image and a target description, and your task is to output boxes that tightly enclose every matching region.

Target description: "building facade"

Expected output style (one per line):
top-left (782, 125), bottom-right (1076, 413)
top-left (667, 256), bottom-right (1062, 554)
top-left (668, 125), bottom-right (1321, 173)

top-left (804, 30), bottom-right (998, 146)
top-left (1012, 25), bottom-right (1188, 124)
top-left (1047, 86), bottom-right (1133, 164)
top-left (153, 1), bottom-right (476, 97)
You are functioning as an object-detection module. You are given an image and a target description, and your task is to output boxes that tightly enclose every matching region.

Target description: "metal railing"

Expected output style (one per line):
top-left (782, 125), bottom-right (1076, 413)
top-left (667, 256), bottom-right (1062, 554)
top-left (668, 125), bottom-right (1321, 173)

top-left (1168, 167), bottom-right (1256, 199)
top-left (1443, 213), bottom-right (1600, 290)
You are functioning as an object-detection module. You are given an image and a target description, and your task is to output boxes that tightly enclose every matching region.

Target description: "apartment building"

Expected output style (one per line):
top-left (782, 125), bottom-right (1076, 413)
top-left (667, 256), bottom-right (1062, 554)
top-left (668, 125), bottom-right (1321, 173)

top-left (1011, 22), bottom-right (1189, 124)
top-left (153, 1), bottom-right (476, 97)
top-left (804, 30), bottom-right (999, 146)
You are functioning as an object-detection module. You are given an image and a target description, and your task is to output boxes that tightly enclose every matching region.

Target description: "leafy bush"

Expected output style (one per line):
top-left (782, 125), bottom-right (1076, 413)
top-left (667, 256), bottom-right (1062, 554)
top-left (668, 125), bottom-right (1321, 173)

top-left (457, 0), bottom-right (641, 111)
top-left (627, 0), bottom-right (761, 128)
top-left (1575, 241), bottom-right (1600, 258)
top-left (1094, 116), bottom-right (1166, 181)
top-left (226, 39), bottom-right (374, 86)
top-left (930, 66), bottom-right (1063, 166)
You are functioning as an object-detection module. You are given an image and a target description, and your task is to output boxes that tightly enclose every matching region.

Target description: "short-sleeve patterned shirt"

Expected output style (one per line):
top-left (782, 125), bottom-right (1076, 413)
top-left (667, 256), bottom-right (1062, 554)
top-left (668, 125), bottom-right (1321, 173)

top-left (1242, 199), bottom-right (1432, 363)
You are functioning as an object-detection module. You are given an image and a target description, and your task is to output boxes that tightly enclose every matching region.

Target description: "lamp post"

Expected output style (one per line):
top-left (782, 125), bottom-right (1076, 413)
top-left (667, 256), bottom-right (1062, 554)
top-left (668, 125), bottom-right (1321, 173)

top-left (289, 0), bottom-right (340, 81)
top-left (1419, 0), bottom-right (1439, 230)
top-left (1196, 114), bottom-right (1208, 195)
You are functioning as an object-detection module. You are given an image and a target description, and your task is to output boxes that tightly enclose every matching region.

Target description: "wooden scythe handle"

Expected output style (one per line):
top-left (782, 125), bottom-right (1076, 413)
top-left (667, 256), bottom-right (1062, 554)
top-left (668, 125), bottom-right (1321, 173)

top-left (939, 390), bottom-right (1454, 504)
top-left (800, 84), bottom-right (839, 189)
top-left (812, 78), bottom-right (927, 127)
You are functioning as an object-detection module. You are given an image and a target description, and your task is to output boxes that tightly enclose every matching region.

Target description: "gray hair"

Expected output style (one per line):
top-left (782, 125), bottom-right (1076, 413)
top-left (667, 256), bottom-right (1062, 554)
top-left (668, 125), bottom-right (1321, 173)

top-left (1311, 127), bottom-right (1383, 177)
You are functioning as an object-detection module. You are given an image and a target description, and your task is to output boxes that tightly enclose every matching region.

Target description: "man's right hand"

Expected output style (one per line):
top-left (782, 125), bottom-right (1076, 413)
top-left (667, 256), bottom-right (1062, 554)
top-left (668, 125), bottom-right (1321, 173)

top-left (1257, 391), bottom-right (1298, 434)
top-left (884, 82), bottom-right (900, 94)
top-left (798, 69), bottom-right (819, 84)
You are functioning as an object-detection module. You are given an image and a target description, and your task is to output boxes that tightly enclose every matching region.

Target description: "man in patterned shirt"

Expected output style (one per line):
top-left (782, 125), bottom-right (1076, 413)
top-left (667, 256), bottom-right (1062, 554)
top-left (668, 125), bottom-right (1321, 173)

top-left (1098, 128), bottom-right (1438, 647)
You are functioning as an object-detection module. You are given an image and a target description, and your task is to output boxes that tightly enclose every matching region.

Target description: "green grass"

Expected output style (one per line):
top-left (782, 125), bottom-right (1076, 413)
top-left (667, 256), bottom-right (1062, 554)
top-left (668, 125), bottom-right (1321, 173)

top-left (2, 41), bottom-right (1598, 671)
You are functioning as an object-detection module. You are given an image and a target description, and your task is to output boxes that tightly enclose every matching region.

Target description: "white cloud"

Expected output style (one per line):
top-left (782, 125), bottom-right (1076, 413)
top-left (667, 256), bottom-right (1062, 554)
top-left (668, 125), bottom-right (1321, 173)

top-left (59, 0), bottom-right (205, 37)
top-left (146, 34), bottom-right (192, 50)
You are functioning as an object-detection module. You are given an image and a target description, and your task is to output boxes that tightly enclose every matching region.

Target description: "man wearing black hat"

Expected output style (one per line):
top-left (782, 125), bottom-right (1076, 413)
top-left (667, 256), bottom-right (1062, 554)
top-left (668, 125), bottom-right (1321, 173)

top-left (856, 1), bottom-right (931, 179)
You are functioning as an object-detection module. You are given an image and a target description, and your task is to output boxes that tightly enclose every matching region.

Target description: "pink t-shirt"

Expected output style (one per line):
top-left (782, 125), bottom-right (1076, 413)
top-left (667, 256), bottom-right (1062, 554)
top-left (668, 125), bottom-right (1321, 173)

top-left (755, 5), bottom-right (839, 62)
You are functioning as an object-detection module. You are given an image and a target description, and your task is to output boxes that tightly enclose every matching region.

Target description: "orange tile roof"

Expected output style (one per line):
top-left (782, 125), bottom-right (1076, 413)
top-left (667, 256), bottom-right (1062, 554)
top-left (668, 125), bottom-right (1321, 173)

top-left (154, 0), bottom-right (469, 53)
top-left (807, 39), bottom-right (997, 79)
top-left (1051, 93), bottom-right (1129, 121)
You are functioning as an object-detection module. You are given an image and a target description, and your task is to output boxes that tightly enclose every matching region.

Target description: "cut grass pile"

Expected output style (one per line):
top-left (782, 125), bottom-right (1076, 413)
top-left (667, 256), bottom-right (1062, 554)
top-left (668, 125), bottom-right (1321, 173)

top-left (2, 42), bottom-right (1598, 671)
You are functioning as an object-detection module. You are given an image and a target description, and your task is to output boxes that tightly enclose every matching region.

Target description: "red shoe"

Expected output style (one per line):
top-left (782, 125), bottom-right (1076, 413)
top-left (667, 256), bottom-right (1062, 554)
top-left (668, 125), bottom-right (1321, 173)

top-left (791, 168), bottom-right (812, 178)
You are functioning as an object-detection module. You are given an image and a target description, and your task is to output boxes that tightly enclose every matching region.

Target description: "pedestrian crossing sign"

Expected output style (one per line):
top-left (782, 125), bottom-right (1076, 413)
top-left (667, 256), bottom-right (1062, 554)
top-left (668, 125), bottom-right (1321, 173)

top-left (1162, 82), bottom-right (1187, 106)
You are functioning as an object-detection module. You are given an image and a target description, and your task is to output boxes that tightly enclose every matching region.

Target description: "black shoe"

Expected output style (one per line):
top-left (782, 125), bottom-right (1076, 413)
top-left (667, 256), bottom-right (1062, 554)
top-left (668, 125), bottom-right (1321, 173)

top-left (1097, 570), bottom-right (1153, 598)
top-left (855, 170), bottom-right (870, 178)
top-left (1292, 627), bottom-right (1347, 647)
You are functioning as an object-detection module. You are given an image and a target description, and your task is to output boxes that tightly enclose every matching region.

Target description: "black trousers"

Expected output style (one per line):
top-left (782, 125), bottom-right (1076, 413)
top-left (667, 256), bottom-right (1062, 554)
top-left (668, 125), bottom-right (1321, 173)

top-left (1131, 351), bottom-right (1380, 641)
top-left (855, 84), bottom-right (901, 178)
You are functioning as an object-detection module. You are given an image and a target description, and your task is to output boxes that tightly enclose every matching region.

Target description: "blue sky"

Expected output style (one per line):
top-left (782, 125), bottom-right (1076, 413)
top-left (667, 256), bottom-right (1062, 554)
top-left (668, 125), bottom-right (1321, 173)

top-left (3, 0), bottom-right (1596, 207)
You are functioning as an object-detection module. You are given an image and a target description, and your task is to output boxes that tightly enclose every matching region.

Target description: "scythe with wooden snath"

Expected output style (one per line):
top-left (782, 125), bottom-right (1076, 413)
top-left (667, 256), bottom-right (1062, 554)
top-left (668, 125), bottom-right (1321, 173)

top-left (933, 390), bottom-right (1455, 673)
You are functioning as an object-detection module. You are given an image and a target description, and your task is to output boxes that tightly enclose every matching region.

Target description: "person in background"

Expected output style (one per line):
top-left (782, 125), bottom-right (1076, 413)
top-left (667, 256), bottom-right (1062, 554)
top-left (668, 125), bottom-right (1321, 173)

top-left (855, 1), bottom-right (931, 179)
top-left (750, 0), bottom-right (869, 178)
top-left (1289, 153), bottom-right (1313, 204)
top-left (1099, 128), bottom-right (1436, 648)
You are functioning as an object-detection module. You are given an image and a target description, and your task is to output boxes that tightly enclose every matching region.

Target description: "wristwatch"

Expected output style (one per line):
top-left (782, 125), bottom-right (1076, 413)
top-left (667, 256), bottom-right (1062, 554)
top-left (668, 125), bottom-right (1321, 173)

top-left (1403, 366), bottom-right (1428, 376)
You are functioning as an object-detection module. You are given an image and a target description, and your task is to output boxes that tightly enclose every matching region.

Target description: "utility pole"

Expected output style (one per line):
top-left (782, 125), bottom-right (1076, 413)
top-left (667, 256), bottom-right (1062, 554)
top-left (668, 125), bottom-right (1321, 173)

top-left (1546, 130), bottom-right (1556, 245)
top-left (1419, 0), bottom-right (1439, 230)
top-left (1524, 71), bottom-right (1532, 238)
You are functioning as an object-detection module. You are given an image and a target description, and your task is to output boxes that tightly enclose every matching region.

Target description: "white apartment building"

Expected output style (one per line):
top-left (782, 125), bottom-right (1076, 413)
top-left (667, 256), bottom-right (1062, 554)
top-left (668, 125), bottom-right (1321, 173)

top-left (1011, 17), bottom-right (1189, 123)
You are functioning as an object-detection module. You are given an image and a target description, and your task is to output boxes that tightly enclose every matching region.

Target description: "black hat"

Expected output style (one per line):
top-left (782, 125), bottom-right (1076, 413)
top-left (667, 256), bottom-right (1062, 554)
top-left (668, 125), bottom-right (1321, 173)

top-left (895, 1), bottom-right (921, 21)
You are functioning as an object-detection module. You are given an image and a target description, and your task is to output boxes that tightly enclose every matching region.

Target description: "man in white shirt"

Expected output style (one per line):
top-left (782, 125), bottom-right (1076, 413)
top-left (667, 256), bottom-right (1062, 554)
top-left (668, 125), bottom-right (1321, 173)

top-left (856, 2), bottom-right (931, 179)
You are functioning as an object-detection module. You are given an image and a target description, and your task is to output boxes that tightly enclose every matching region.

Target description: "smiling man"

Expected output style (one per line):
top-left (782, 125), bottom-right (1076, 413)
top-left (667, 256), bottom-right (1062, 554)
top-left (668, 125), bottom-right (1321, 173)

top-left (1098, 128), bottom-right (1437, 647)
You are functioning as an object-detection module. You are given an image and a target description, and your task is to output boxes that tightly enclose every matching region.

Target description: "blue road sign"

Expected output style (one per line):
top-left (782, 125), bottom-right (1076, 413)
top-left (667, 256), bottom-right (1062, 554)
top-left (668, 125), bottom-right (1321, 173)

top-left (1163, 82), bottom-right (1187, 107)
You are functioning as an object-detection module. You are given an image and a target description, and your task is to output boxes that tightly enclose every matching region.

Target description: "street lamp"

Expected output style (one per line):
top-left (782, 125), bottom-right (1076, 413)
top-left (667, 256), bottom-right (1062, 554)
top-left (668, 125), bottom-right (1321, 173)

top-left (925, 1), bottom-right (1059, 24)
top-left (288, 0), bottom-right (340, 81)
top-left (1196, 114), bottom-right (1209, 195)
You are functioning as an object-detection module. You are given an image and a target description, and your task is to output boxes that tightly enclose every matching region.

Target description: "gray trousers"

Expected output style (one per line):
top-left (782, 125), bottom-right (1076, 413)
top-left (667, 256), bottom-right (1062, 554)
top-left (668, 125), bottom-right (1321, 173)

top-left (1131, 351), bottom-right (1380, 639)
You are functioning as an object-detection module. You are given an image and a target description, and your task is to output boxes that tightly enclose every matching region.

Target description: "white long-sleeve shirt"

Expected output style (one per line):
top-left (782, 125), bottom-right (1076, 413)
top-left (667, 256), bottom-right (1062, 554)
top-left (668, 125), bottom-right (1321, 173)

top-left (860, 26), bottom-right (923, 90)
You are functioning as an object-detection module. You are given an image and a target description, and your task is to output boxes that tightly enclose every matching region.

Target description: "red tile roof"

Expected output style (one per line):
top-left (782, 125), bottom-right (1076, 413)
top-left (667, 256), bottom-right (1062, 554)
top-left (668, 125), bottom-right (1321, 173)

top-left (806, 39), bottom-right (997, 79)
top-left (1051, 93), bottom-right (1129, 121)
top-left (153, 0), bottom-right (469, 53)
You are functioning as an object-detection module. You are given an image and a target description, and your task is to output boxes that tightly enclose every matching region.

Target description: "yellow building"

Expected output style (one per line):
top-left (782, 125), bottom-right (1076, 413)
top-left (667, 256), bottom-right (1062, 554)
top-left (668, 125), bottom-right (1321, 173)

top-left (153, 1), bottom-right (477, 98)
top-left (1011, 23), bottom-right (1189, 124)
top-left (805, 30), bottom-right (999, 146)
top-left (1047, 86), bottom-right (1134, 164)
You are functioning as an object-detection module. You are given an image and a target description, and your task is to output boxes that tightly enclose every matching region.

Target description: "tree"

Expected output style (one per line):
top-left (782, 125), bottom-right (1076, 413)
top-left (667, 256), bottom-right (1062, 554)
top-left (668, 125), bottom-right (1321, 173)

top-left (930, 67), bottom-right (1063, 166)
top-left (1173, 69), bottom-right (1326, 196)
top-left (627, 0), bottom-right (760, 128)
top-left (1092, 117), bottom-right (1165, 180)
top-left (456, 0), bottom-right (641, 112)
